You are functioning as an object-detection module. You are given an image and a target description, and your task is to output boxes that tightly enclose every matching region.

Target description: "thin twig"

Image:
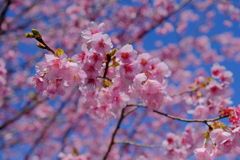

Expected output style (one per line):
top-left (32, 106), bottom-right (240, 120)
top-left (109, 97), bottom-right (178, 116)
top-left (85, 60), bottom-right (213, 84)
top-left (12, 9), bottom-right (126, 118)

top-left (114, 141), bottom-right (162, 148)
top-left (0, 0), bottom-right (12, 33)
top-left (35, 36), bottom-right (55, 54)
top-left (103, 54), bottom-right (112, 78)
top-left (123, 107), bottom-right (138, 117)
top-left (102, 108), bottom-right (126, 160)
top-left (153, 109), bottom-right (228, 122)
top-left (169, 87), bottom-right (198, 97)
top-left (126, 104), bottom-right (228, 123)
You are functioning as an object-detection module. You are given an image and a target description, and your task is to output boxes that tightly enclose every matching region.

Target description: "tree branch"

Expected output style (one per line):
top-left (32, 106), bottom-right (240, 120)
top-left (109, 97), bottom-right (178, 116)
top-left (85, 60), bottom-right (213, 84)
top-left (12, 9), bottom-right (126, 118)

top-left (153, 109), bottom-right (228, 122)
top-left (126, 104), bottom-right (228, 123)
top-left (102, 108), bottom-right (126, 160)
top-left (114, 141), bottom-right (162, 148)
top-left (0, 0), bottom-right (12, 33)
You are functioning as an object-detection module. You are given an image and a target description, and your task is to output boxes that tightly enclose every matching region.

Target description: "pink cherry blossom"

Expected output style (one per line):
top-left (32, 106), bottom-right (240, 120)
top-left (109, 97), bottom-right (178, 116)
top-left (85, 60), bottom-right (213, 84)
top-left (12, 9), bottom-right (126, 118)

top-left (81, 21), bottom-right (105, 42)
top-left (115, 44), bottom-right (138, 64)
top-left (194, 147), bottom-right (213, 160)
top-left (91, 33), bottom-right (113, 54)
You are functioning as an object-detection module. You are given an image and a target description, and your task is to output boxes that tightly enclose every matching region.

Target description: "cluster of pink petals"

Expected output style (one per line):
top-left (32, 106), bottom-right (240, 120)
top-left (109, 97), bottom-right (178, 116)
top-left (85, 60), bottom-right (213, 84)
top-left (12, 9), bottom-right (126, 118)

top-left (186, 63), bottom-right (233, 119)
top-left (159, 125), bottom-right (199, 160)
top-left (27, 53), bottom-right (87, 100)
top-left (28, 22), bottom-right (171, 119)
top-left (194, 127), bottom-right (240, 159)
top-left (220, 105), bottom-right (240, 125)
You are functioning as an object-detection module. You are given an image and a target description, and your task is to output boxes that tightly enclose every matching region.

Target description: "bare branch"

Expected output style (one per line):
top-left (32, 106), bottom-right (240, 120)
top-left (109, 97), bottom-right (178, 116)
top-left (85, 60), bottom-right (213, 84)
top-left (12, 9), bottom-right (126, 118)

top-left (126, 104), bottom-right (228, 123)
top-left (152, 109), bottom-right (228, 123)
top-left (0, 0), bottom-right (12, 32)
top-left (102, 108), bottom-right (126, 160)
top-left (114, 141), bottom-right (162, 148)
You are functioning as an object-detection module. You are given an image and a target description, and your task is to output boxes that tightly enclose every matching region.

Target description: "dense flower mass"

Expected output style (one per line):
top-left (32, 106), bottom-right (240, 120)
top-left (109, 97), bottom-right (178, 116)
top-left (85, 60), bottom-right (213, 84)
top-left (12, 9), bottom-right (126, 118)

top-left (24, 19), bottom-right (240, 160)
top-left (3, 0), bottom-right (240, 159)
top-left (28, 22), bottom-right (171, 119)
top-left (26, 21), bottom-right (240, 160)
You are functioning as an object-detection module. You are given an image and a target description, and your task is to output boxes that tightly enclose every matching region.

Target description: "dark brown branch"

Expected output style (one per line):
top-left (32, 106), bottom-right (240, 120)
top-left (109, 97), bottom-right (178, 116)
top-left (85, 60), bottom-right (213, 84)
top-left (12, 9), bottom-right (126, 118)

top-left (102, 108), bottom-right (126, 160)
top-left (153, 109), bottom-right (228, 122)
top-left (123, 107), bottom-right (138, 117)
top-left (0, 0), bottom-right (12, 33)
top-left (114, 141), bottom-right (162, 148)
top-left (103, 54), bottom-right (112, 78)
top-left (35, 36), bottom-right (55, 54)
top-left (127, 104), bottom-right (228, 123)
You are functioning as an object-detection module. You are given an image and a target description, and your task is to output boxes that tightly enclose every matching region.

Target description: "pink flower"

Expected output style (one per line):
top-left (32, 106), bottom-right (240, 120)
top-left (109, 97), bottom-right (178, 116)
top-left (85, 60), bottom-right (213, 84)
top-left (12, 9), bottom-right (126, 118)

top-left (84, 77), bottom-right (101, 92)
top-left (97, 88), bottom-right (112, 105)
top-left (211, 63), bottom-right (226, 79)
top-left (82, 62), bottom-right (99, 77)
top-left (220, 71), bottom-right (233, 84)
top-left (162, 133), bottom-right (179, 150)
top-left (119, 60), bottom-right (140, 85)
top-left (132, 73), bottom-right (147, 90)
top-left (206, 81), bottom-right (224, 97)
top-left (71, 44), bottom-right (88, 65)
top-left (137, 53), bottom-right (151, 71)
top-left (81, 21), bottom-right (105, 42)
top-left (112, 93), bottom-right (130, 109)
top-left (140, 79), bottom-right (167, 109)
top-left (151, 62), bottom-right (171, 82)
top-left (232, 127), bottom-right (240, 147)
top-left (141, 79), bottom-right (164, 94)
top-left (91, 33), bottom-right (112, 54)
top-left (193, 105), bottom-right (209, 119)
top-left (27, 76), bottom-right (45, 93)
top-left (89, 104), bottom-right (116, 120)
top-left (210, 129), bottom-right (234, 157)
top-left (194, 147), bottom-right (213, 160)
top-left (115, 44), bottom-right (137, 64)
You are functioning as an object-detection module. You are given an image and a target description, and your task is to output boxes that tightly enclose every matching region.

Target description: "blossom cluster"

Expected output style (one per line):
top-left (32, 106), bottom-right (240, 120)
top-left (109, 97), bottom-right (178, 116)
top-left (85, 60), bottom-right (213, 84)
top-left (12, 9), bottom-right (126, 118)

top-left (194, 127), bottom-right (240, 160)
top-left (220, 105), bottom-right (240, 125)
top-left (186, 63), bottom-right (233, 119)
top-left (27, 22), bottom-right (171, 119)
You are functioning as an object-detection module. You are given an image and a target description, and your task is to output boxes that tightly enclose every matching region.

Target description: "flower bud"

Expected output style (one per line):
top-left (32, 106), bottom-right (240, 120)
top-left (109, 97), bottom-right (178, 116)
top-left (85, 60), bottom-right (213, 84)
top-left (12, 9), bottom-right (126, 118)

top-left (25, 32), bottom-right (35, 38)
top-left (55, 48), bottom-right (64, 56)
top-left (37, 42), bottom-right (46, 49)
top-left (110, 48), bottom-right (117, 56)
top-left (31, 29), bottom-right (41, 38)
